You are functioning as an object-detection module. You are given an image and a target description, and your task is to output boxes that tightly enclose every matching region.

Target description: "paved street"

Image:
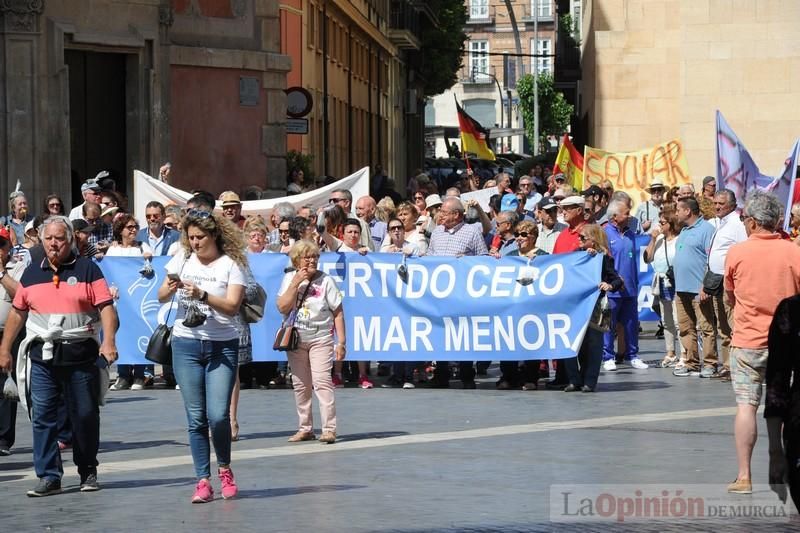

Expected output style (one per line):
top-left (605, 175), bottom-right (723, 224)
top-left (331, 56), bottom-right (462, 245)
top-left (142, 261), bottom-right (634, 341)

top-left (1, 334), bottom-right (796, 532)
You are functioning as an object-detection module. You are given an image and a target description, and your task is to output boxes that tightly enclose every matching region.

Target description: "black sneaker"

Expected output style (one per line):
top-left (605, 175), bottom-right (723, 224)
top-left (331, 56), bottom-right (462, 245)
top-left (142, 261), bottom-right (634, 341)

top-left (27, 478), bottom-right (62, 497)
top-left (80, 472), bottom-right (100, 492)
top-left (0, 444), bottom-right (11, 456)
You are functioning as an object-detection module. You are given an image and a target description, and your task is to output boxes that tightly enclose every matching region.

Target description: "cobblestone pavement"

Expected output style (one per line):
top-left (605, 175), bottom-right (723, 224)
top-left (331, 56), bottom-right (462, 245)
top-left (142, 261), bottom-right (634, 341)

top-left (1, 334), bottom-right (797, 532)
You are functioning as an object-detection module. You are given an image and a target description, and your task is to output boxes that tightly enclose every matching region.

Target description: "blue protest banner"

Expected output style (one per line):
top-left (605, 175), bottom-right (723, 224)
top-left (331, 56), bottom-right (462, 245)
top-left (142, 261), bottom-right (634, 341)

top-left (635, 235), bottom-right (659, 322)
top-left (100, 252), bottom-right (604, 363)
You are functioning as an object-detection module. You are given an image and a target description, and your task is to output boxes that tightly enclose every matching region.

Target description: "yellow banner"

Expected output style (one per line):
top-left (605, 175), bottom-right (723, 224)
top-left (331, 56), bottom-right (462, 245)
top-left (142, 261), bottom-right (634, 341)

top-left (583, 139), bottom-right (691, 209)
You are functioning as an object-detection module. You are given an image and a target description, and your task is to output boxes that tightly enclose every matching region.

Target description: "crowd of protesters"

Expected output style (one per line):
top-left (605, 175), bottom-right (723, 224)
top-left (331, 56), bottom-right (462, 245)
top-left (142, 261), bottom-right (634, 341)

top-left (1, 161), bottom-right (800, 508)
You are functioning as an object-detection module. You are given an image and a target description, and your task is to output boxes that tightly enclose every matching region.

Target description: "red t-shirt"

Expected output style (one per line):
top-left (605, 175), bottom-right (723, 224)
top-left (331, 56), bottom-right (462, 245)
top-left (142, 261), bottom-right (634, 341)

top-left (553, 222), bottom-right (585, 254)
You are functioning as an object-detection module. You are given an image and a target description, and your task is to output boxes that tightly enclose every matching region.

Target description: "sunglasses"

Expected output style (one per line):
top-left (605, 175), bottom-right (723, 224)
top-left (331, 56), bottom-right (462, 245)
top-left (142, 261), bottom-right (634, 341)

top-left (513, 231), bottom-right (532, 238)
top-left (48, 203), bottom-right (62, 208)
top-left (414, 196), bottom-right (425, 200)
top-left (278, 229), bottom-right (290, 234)
top-left (186, 209), bottom-right (212, 219)
top-left (389, 225), bottom-right (404, 231)
top-left (145, 214), bottom-right (161, 219)
top-left (579, 234), bottom-right (589, 241)
top-left (124, 224), bottom-right (139, 231)
top-left (329, 198), bottom-right (346, 204)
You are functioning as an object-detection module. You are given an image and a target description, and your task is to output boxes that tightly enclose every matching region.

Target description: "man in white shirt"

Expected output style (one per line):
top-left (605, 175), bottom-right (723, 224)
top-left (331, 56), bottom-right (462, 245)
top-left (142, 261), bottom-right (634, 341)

top-left (635, 180), bottom-right (666, 232)
top-left (68, 178), bottom-right (103, 220)
top-left (702, 189), bottom-right (747, 380)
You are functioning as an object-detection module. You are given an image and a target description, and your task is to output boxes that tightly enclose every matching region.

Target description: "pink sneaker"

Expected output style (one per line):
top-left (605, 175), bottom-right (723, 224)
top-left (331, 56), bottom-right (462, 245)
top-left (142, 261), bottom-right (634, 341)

top-left (332, 374), bottom-right (344, 388)
top-left (191, 479), bottom-right (214, 503)
top-left (218, 467), bottom-right (238, 500)
top-left (358, 375), bottom-right (374, 389)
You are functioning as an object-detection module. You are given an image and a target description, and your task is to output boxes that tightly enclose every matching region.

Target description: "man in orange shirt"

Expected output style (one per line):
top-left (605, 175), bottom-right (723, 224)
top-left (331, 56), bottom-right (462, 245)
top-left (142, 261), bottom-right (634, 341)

top-left (724, 191), bottom-right (800, 495)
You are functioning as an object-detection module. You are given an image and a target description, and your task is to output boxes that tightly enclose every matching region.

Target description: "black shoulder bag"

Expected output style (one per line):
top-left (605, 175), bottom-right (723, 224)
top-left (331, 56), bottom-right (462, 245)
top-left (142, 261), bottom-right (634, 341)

top-left (145, 261), bottom-right (186, 365)
top-left (273, 281), bottom-right (312, 352)
top-left (702, 230), bottom-right (724, 296)
top-left (663, 237), bottom-right (675, 286)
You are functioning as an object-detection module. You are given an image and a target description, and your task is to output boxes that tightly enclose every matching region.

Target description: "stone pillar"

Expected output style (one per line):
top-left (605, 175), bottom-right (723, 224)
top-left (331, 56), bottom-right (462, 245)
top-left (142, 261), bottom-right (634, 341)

top-left (256, 0), bottom-right (290, 197)
top-left (0, 0), bottom-right (44, 202)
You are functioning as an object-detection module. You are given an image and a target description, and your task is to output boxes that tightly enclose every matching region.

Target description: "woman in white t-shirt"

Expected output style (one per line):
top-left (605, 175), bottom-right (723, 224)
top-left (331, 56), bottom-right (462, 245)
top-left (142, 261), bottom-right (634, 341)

top-left (277, 240), bottom-right (346, 444)
top-left (644, 208), bottom-right (680, 368)
top-left (106, 214), bottom-right (154, 391)
top-left (157, 210), bottom-right (246, 503)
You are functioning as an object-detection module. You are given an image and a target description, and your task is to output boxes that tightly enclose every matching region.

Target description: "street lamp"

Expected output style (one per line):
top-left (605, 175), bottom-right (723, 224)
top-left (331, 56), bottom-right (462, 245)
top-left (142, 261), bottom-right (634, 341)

top-left (470, 67), bottom-right (504, 131)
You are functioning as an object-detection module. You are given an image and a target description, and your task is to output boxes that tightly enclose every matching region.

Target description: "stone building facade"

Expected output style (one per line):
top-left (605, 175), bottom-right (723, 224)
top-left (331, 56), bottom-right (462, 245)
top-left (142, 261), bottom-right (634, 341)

top-left (0, 0), bottom-right (290, 210)
top-left (580, 0), bottom-right (800, 178)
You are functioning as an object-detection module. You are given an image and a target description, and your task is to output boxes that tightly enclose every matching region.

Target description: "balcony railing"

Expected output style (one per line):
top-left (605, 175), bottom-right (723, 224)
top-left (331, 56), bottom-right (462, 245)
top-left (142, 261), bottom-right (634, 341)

top-left (389, 0), bottom-right (421, 50)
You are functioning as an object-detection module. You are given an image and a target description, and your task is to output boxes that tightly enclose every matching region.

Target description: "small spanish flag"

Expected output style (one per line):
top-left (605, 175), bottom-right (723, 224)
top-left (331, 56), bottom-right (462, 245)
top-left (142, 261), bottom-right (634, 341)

top-left (553, 134), bottom-right (584, 190)
top-left (456, 101), bottom-right (495, 161)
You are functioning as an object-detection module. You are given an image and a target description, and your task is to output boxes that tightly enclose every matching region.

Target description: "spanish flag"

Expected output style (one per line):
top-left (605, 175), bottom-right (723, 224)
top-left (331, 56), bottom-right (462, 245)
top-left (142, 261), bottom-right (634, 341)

top-left (553, 134), bottom-right (584, 190)
top-left (456, 101), bottom-right (495, 161)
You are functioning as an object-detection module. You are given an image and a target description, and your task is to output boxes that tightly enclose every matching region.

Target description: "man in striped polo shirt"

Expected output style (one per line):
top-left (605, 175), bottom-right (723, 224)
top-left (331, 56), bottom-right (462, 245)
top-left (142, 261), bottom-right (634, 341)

top-left (0, 216), bottom-right (119, 497)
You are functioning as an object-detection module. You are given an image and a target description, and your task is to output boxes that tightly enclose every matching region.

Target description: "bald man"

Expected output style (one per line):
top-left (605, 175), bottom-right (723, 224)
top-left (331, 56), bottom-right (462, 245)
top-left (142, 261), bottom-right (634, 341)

top-left (356, 195), bottom-right (387, 250)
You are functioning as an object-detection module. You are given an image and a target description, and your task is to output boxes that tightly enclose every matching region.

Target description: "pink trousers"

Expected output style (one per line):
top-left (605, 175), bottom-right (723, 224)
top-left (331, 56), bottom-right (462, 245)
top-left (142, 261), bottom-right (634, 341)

top-left (287, 337), bottom-right (336, 433)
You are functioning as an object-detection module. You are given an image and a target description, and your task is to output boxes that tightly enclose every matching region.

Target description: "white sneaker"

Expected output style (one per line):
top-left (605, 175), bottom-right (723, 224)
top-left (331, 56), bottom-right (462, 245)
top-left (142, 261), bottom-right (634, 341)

top-left (402, 382), bottom-right (415, 389)
top-left (630, 358), bottom-right (649, 370)
top-left (603, 360), bottom-right (617, 372)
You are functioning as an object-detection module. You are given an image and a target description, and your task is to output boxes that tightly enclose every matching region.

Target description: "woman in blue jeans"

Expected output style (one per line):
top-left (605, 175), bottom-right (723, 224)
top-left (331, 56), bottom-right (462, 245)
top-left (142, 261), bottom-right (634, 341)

top-left (157, 209), bottom-right (246, 503)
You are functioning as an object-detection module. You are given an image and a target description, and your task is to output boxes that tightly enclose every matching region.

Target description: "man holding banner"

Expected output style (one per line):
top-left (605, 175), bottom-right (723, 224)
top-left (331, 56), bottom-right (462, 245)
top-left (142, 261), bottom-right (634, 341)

top-left (427, 197), bottom-right (488, 389)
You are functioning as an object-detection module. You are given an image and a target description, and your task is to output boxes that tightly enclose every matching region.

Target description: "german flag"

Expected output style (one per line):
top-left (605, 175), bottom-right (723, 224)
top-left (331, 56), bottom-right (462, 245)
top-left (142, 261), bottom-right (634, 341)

top-left (456, 101), bottom-right (495, 161)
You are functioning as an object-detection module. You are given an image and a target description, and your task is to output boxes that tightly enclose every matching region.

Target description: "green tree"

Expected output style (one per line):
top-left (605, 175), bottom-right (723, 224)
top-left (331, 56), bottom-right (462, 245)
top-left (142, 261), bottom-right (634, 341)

top-left (516, 72), bottom-right (573, 152)
top-left (419, 0), bottom-right (468, 97)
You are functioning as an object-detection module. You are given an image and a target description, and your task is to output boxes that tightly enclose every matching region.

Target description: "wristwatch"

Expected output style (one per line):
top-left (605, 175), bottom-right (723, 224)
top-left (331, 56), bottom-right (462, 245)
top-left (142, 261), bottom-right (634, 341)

top-left (199, 290), bottom-right (208, 302)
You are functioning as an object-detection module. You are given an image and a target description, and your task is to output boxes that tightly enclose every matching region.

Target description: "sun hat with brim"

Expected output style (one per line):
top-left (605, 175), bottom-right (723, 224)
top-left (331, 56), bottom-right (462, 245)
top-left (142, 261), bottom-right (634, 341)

top-left (101, 206), bottom-right (119, 218)
top-left (425, 194), bottom-right (443, 209)
top-left (219, 191), bottom-right (241, 206)
top-left (646, 180), bottom-right (666, 192)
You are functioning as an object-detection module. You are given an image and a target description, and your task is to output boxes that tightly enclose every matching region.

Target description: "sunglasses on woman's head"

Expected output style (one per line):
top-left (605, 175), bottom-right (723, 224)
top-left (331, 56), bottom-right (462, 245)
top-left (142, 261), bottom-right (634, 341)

top-left (186, 209), bottom-right (212, 219)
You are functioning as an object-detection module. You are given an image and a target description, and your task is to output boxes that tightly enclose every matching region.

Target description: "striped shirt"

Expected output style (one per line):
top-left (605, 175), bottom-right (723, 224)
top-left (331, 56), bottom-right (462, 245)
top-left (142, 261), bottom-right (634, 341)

top-left (13, 254), bottom-right (113, 365)
top-left (426, 222), bottom-right (488, 257)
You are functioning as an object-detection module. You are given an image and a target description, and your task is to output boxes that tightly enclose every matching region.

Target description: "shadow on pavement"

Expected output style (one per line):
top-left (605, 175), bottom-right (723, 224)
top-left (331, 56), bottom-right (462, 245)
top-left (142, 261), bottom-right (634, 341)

top-left (339, 431), bottom-right (409, 442)
top-left (105, 396), bottom-right (156, 404)
top-left (0, 460), bottom-right (33, 472)
top-left (597, 380), bottom-right (671, 392)
top-left (0, 474), bottom-right (25, 482)
top-left (237, 484), bottom-right (366, 500)
top-left (100, 439), bottom-right (188, 453)
top-left (101, 476), bottom-right (195, 490)
top-left (237, 430), bottom-right (298, 441)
